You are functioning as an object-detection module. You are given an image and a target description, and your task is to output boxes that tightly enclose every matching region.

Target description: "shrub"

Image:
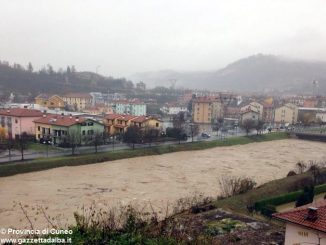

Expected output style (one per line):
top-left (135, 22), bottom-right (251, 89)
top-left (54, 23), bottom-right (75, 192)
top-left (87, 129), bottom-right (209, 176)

top-left (295, 185), bottom-right (315, 207)
top-left (261, 205), bottom-right (276, 218)
top-left (287, 171), bottom-right (297, 177)
top-left (254, 183), bottom-right (326, 212)
top-left (218, 176), bottom-right (256, 198)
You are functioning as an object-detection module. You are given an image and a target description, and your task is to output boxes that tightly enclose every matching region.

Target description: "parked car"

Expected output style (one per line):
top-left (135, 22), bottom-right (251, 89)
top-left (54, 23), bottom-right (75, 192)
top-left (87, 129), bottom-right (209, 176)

top-left (201, 132), bottom-right (211, 138)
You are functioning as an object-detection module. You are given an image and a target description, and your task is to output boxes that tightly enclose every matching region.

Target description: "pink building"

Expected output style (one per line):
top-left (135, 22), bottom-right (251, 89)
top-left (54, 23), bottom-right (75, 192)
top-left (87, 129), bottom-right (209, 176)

top-left (0, 108), bottom-right (43, 138)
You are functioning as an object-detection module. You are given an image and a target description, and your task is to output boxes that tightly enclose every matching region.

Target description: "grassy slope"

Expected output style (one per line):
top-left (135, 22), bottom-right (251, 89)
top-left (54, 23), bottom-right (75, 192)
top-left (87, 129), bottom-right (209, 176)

top-left (0, 132), bottom-right (289, 177)
top-left (214, 169), bottom-right (326, 214)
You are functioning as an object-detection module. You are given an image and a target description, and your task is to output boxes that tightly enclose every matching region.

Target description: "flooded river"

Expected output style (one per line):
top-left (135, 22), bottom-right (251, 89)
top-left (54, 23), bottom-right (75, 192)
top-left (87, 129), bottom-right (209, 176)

top-left (0, 139), bottom-right (325, 230)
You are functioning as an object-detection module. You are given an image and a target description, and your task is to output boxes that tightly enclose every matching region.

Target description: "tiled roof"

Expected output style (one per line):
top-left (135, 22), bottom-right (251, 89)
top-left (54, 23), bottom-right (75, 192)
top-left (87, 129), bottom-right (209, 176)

top-left (119, 115), bottom-right (138, 121)
top-left (273, 200), bottom-right (326, 233)
top-left (105, 114), bottom-right (123, 120)
top-left (131, 116), bottom-right (151, 123)
top-left (0, 108), bottom-right (43, 117)
top-left (34, 114), bottom-right (87, 127)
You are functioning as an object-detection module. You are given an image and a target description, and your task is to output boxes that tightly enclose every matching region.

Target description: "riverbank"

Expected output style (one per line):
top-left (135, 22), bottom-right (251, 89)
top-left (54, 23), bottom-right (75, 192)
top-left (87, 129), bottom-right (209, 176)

top-left (0, 132), bottom-right (289, 177)
top-left (0, 138), bottom-right (325, 230)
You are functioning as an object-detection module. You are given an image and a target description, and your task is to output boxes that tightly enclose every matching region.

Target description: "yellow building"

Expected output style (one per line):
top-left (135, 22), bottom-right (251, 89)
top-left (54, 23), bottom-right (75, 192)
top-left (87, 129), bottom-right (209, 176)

top-left (62, 93), bottom-right (93, 111)
top-left (274, 103), bottom-right (298, 125)
top-left (104, 114), bottom-right (161, 135)
top-left (192, 97), bottom-right (224, 124)
top-left (35, 94), bottom-right (65, 109)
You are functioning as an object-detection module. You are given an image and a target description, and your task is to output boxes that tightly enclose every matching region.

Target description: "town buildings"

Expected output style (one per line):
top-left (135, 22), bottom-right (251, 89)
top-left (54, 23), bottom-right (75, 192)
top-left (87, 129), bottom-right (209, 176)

top-left (274, 103), bottom-right (298, 126)
top-left (62, 93), bottom-right (93, 111)
top-left (104, 114), bottom-right (161, 135)
top-left (240, 106), bottom-right (260, 125)
top-left (0, 108), bottom-right (43, 138)
top-left (35, 94), bottom-right (65, 109)
top-left (192, 96), bottom-right (224, 124)
top-left (113, 100), bottom-right (147, 116)
top-left (273, 201), bottom-right (326, 245)
top-left (161, 104), bottom-right (188, 115)
top-left (34, 114), bottom-right (104, 145)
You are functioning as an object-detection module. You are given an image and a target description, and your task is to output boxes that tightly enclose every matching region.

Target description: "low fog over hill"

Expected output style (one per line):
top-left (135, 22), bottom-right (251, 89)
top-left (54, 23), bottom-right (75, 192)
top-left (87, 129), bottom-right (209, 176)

top-left (130, 54), bottom-right (326, 94)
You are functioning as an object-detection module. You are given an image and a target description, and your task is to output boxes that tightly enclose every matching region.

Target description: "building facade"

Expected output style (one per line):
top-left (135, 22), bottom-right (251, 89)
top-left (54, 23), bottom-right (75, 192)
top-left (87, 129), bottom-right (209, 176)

top-left (62, 93), bottom-right (93, 111)
top-left (192, 97), bottom-right (224, 124)
top-left (35, 94), bottom-right (65, 109)
top-left (0, 108), bottom-right (43, 138)
top-left (34, 114), bottom-right (104, 145)
top-left (274, 103), bottom-right (298, 126)
top-left (273, 201), bottom-right (326, 245)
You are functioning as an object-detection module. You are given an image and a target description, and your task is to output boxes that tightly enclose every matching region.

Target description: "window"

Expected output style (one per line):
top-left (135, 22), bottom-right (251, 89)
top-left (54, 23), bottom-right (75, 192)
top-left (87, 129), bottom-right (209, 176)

top-left (81, 122), bottom-right (86, 126)
top-left (156, 123), bottom-right (159, 127)
top-left (15, 119), bottom-right (18, 124)
top-left (82, 130), bottom-right (86, 135)
top-left (87, 130), bottom-right (94, 135)
top-left (38, 126), bottom-right (40, 131)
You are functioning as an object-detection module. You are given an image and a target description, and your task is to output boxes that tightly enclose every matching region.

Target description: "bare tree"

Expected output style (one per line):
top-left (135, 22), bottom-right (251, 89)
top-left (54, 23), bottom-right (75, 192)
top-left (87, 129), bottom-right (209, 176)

top-left (123, 126), bottom-right (143, 150)
top-left (241, 119), bottom-right (256, 135)
top-left (18, 132), bottom-right (29, 161)
top-left (189, 123), bottom-right (199, 142)
top-left (65, 130), bottom-right (81, 155)
top-left (218, 176), bottom-right (256, 198)
top-left (255, 120), bottom-right (265, 135)
top-left (144, 127), bottom-right (159, 147)
top-left (86, 131), bottom-right (104, 153)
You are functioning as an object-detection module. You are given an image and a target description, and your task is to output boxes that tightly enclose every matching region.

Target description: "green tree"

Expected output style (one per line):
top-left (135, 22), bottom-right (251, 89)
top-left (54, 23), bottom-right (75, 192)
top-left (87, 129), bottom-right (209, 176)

top-left (295, 185), bottom-right (315, 207)
top-left (27, 62), bottom-right (33, 73)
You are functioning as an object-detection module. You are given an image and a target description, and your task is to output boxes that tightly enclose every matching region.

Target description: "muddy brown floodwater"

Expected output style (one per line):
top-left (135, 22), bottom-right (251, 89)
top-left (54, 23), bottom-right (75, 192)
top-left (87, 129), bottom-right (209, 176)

top-left (0, 139), bottom-right (325, 230)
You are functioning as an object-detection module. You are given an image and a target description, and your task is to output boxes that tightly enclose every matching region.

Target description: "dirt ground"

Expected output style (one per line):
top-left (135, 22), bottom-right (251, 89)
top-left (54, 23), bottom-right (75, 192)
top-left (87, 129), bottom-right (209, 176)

top-left (0, 139), bottom-right (325, 230)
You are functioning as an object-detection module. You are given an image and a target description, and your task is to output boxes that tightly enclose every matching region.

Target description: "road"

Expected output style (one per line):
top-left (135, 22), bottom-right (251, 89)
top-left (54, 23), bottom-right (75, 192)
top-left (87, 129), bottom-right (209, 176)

top-left (0, 129), bottom-right (264, 164)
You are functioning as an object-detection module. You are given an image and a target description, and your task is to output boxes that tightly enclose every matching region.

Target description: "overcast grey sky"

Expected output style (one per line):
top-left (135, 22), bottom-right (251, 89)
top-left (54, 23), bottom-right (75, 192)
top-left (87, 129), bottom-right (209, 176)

top-left (1, 0), bottom-right (326, 77)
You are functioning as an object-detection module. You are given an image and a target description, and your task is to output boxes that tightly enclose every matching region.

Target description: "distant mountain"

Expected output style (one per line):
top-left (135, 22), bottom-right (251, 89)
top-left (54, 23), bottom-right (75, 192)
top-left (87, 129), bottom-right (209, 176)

top-left (0, 63), bottom-right (134, 100)
top-left (129, 54), bottom-right (326, 94)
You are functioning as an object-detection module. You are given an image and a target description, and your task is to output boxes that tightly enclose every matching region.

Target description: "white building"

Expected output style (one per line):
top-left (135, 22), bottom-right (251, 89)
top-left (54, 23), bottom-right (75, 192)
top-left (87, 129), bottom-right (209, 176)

top-left (161, 105), bottom-right (188, 115)
top-left (274, 201), bottom-right (326, 245)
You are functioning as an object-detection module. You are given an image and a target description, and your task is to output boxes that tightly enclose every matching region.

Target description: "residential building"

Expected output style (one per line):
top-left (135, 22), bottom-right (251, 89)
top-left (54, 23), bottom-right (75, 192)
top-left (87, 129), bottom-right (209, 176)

top-left (192, 97), bottom-right (224, 124)
top-left (34, 114), bottom-right (104, 145)
top-left (130, 116), bottom-right (161, 131)
top-left (224, 106), bottom-right (241, 119)
top-left (274, 103), bottom-right (298, 126)
top-left (90, 92), bottom-right (107, 106)
top-left (62, 93), bottom-right (93, 111)
top-left (240, 101), bottom-right (263, 119)
top-left (35, 94), bottom-right (65, 109)
top-left (303, 98), bottom-right (318, 108)
top-left (0, 108), bottom-right (43, 138)
top-left (240, 106), bottom-right (260, 124)
top-left (273, 201), bottom-right (326, 245)
top-left (261, 102), bottom-right (274, 123)
top-left (113, 100), bottom-right (147, 116)
top-left (161, 104), bottom-right (188, 115)
top-left (104, 114), bottom-right (161, 135)
top-left (83, 104), bottom-right (114, 115)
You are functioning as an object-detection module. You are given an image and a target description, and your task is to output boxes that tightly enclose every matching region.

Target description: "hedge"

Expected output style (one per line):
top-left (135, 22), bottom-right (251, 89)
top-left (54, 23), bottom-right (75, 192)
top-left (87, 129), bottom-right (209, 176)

top-left (254, 183), bottom-right (326, 211)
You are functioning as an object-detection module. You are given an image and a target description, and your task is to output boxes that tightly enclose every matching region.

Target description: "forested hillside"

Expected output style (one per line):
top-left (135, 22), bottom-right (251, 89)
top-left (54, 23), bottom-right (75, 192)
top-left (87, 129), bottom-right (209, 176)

top-left (0, 61), bottom-right (134, 100)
